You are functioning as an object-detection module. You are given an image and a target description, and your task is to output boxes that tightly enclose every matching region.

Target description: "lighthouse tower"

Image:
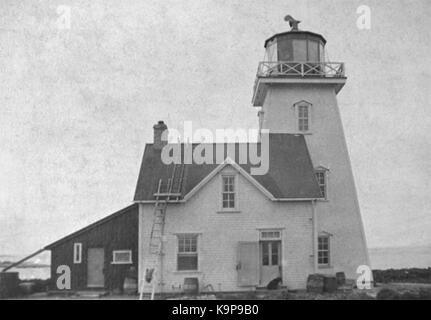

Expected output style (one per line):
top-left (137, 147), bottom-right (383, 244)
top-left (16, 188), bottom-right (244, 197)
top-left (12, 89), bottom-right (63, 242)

top-left (253, 18), bottom-right (370, 279)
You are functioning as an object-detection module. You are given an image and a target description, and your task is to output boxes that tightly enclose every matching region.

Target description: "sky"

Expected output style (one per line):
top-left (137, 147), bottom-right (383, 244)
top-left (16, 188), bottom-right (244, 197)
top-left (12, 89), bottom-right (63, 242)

top-left (0, 0), bottom-right (430, 257)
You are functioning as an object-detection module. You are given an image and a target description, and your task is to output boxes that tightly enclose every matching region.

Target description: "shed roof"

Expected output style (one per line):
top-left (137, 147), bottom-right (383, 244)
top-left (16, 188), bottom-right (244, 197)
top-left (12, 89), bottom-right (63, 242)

top-left (45, 204), bottom-right (138, 250)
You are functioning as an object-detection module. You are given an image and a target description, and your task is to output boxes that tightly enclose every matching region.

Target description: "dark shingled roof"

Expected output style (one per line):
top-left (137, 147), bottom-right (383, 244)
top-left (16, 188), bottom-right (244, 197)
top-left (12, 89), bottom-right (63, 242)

top-left (45, 204), bottom-right (138, 249)
top-left (133, 134), bottom-right (322, 201)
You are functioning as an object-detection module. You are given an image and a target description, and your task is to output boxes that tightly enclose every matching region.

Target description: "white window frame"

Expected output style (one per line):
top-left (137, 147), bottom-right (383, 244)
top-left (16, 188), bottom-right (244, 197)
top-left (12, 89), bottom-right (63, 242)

top-left (294, 101), bottom-right (312, 133)
top-left (317, 235), bottom-right (330, 267)
top-left (259, 229), bottom-right (282, 241)
top-left (73, 243), bottom-right (82, 264)
top-left (220, 174), bottom-right (238, 211)
top-left (111, 250), bottom-right (133, 264)
top-left (176, 234), bottom-right (199, 272)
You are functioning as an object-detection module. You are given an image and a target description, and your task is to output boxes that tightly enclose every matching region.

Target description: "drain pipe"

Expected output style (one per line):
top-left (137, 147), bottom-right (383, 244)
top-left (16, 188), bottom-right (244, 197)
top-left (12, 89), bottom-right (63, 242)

top-left (311, 200), bottom-right (318, 273)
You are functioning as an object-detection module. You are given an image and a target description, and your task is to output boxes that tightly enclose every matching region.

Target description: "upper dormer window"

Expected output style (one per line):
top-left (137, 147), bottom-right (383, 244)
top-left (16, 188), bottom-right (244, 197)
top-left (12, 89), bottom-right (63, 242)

top-left (294, 100), bottom-right (312, 133)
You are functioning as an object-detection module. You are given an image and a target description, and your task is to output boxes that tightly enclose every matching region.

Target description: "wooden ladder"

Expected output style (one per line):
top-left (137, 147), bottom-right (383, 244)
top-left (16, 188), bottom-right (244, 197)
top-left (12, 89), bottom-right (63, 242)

top-left (140, 163), bottom-right (185, 300)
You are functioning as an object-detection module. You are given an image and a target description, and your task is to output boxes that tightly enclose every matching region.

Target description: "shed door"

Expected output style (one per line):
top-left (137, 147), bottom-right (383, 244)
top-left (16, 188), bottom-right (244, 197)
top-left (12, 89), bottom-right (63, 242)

top-left (237, 242), bottom-right (259, 286)
top-left (87, 248), bottom-right (105, 288)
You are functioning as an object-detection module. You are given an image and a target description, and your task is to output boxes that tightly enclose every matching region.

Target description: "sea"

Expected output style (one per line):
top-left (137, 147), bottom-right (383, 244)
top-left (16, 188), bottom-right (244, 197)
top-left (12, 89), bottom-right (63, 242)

top-left (368, 245), bottom-right (431, 270)
top-left (1, 246), bottom-right (430, 280)
top-left (0, 266), bottom-right (51, 280)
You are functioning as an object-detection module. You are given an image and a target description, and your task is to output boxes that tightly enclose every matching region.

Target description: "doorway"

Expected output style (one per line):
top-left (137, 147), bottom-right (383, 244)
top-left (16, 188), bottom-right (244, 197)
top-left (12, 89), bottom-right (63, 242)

top-left (260, 241), bottom-right (281, 286)
top-left (259, 230), bottom-right (282, 287)
top-left (87, 248), bottom-right (105, 288)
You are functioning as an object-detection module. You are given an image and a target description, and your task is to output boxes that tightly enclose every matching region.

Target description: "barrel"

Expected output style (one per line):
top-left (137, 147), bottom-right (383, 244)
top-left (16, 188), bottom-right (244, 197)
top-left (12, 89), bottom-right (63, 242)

top-left (123, 277), bottom-right (138, 294)
top-left (336, 272), bottom-right (346, 286)
top-left (18, 282), bottom-right (35, 295)
top-left (0, 272), bottom-right (20, 298)
top-left (183, 277), bottom-right (199, 294)
top-left (306, 274), bottom-right (325, 293)
top-left (323, 276), bottom-right (338, 293)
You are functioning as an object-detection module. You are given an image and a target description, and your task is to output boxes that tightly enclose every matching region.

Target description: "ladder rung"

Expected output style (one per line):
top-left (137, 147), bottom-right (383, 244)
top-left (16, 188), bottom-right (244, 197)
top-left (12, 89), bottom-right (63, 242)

top-left (153, 193), bottom-right (182, 197)
top-left (153, 223), bottom-right (164, 227)
top-left (149, 166), bottom-right (185, 256)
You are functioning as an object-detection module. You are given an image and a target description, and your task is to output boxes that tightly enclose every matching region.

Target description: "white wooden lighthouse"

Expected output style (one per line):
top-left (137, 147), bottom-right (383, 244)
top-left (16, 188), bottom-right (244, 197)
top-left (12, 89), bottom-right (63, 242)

top-left (253, 17), bottom-right (371, 279)
top-left (135, 17), bottom-right (372, 294)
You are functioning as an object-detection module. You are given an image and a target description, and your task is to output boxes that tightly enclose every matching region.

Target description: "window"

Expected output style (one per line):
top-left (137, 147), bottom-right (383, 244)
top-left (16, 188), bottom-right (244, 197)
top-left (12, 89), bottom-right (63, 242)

top-left (73, 243), bottom-right (82, 264)
top-left (298, 105), bottom-right (309, 132)
top-left (318, 236), bottom-right (330, 266)
top-left (261, 242), bottom-right (281, 266)
top-left (177, 234), bottom-right (198, 271)
top-left (260, 230), bottom-right (282, 241)
top-left (292, 39), bottom-right (307, 62)
top-left (112, 250), bottom-right (132, 264)
top-left (308, 40), bottom-right (319, 62)
top-left (222, 176), bottom-right (236, 209)
top-left (315, 170), bottom-right (327, 199)
top-left (294, 101), bottom-right (312, 133)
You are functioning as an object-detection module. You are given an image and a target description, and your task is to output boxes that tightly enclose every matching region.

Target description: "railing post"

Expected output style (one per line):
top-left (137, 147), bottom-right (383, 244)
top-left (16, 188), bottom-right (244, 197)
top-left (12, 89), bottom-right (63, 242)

top-left (301, 63), bottom-right (304, 76)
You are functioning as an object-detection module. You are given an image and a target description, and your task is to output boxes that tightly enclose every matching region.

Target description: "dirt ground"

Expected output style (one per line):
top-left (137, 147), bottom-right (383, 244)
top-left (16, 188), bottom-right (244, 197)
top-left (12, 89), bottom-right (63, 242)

top-left (6, 283), bottom-right (431, 300)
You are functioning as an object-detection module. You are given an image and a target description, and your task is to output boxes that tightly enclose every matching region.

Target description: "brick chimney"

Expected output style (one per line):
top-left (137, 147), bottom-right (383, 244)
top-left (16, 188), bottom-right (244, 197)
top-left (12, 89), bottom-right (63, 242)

top-left (153, 120), bottom-right (168, 150)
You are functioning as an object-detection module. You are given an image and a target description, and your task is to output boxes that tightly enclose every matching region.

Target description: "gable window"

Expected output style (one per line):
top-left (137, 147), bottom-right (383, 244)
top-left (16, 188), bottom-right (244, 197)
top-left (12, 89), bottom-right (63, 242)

top-left (315, 170), bottom-right (327, 199)
top-left (318, 236), bottom-right (330, 266)
top-left (294, 101), bottom-right (312, 133)
top-left (112, 250), bottom-right (132, 264)
top-left (73, 243), bottom-right (82, 264)
top-left (177, 234), bottom-right (198, 271)
top-left (222, 175), bottom-right (236, 209)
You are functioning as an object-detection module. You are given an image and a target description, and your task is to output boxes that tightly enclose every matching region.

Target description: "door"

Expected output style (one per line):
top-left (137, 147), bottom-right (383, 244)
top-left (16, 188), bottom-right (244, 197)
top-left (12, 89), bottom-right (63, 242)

top-left (237, 242), bottom-right (259, 286)
top-left (87, 248), bottom-right (105, 288)
top-left (260, 241), bottom-right (281, 286)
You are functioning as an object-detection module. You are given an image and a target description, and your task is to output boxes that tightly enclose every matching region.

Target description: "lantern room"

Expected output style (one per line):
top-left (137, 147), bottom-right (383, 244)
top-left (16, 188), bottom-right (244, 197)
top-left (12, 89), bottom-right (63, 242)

top-left (252, 16), bottom-right (346, 107)
top-left (264, 31), bottom-right (326, 63)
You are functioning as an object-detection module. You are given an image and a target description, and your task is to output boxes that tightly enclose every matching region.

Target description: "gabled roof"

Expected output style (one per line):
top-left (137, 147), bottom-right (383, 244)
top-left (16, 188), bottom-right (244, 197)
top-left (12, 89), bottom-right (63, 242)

top-left (133, 134), bottom-right (322, 202)
top-left (45, 204), bottom-right (138, 250)
top-left (183, 157), bottom-right (275, 202)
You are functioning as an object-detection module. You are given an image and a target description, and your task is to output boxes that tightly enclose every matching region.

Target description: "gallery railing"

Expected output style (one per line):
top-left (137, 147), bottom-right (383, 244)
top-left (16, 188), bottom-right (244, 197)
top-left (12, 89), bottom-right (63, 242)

top-left (256, 61), bottom-right (345, 78)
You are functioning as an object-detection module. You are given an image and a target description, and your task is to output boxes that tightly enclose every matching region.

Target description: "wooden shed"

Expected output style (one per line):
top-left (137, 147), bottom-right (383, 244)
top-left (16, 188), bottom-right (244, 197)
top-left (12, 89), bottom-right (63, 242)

top-left (45, 204), bottom-right (139, 292)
